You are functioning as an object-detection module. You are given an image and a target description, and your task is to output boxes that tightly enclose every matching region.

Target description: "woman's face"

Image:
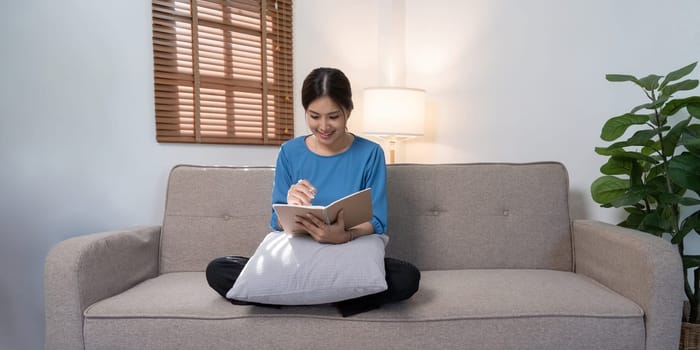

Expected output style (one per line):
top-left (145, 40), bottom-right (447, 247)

top-left (305, 96), bottom-right (349, 148)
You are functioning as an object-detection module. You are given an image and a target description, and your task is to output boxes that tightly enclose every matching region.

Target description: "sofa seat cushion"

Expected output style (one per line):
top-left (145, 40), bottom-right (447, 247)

top-left (83, 270), bottom-right (644, 350)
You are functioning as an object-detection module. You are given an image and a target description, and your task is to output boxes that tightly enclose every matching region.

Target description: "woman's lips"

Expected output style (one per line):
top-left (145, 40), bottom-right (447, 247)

top-left (317, 131), bottom-right (334, 139)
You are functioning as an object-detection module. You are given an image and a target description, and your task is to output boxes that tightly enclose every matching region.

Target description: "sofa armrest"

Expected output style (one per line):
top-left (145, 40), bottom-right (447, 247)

top-left (44, 226), bottom-right (161, 350)
top-left (573, 219), bottom-right (683, 350)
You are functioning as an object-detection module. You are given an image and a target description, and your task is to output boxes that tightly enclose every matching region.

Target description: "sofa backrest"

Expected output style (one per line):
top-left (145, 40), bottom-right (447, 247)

top-left (384, 163), bottom-right (572, 271)
top-left (160, 165), bottom-right (275, 273)
top-left (160, 162), bottom-right (572, 273)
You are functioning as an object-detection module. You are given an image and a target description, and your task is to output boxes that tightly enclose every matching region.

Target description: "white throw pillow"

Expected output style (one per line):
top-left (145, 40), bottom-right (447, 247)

top-left (226, 232), bottom-right (389, 305)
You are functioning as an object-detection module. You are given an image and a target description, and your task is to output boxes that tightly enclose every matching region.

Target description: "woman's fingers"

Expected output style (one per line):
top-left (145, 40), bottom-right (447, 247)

top-left (296, 179), bottom-right (317, 199)
top-left (295, 214), bottom-right (322, 240)
top-left (287, 192), bottom-right (309, 205)
top-left (335, 209), bottom-right (345, 228)
top-left (295, 211), bottom-right (348, 244)
top-left (287, 179), bottom-right (316, 205)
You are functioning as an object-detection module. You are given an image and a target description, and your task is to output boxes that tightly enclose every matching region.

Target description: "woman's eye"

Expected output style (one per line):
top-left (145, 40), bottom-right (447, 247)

top-left (329, 115), bottom-right (340, 120)
top-left (309, 115), bottom-right (320, 119)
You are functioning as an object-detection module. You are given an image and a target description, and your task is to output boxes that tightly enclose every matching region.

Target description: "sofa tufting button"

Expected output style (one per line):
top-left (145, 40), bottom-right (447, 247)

top-left (223, 215), bottom-right (232, 221)
top-left (503, 209), bottom-right (509, 216)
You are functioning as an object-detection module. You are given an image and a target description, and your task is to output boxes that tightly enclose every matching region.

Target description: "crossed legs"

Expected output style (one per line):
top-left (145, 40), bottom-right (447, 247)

top-left (205, 256), bottom-right (420, 316)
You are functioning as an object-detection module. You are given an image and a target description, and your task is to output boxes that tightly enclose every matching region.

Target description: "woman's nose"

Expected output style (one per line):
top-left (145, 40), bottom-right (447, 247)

top-left (319, 117), bottom-right (329, 129)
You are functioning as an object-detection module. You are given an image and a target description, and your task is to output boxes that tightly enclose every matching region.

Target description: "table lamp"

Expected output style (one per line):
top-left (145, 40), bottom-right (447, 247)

top-left (363, 87), bottom-right (426, 163)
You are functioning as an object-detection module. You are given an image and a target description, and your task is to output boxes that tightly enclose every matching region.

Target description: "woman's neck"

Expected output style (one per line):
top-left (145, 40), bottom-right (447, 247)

top-left (307, 133), bottom-right (354, 156)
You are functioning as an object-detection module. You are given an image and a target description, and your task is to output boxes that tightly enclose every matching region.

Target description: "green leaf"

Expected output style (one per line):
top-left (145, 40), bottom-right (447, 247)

top-left (648, 174), bottom-right (686, 197)
top-left (627, 129), bottom-right (658, 145)
top-left (646, 164), bottom-right (665, 181)
top-left (681, 211), bottom-right (700, 233)
top-left (596, 141), bottom-right (632, 154)
top-left (657, 192), bottom-right (686, 206)
top-left (689, 103), bottom-right (700, 118)
top-left (595, 146), bottom-right (614, 156)
top-left (687, 124), bottom-right (700, 134)
top-left (679, 197), bottom-right (700, 206)
top-left (621, 212), bottom-right (645, 229)
top-left (624, 206), bottom-right (645, 214)
top-left (638, 211), bottom-right (666, 236)
top-left (630, 160), bottom-right (643, 186)
top-left (631, 102), bottom-right (655, 114)
top-left (606, 74), bottom-right (640, 83)
top-left (662, 96), bottom-right (700, 116)
top-left (683, 137), bottom-right (700, 155)
top-left (642, 141), bottom-right (661, 156)
top-left (649, 112), bottom-right (669, 127)
top-left (677, 210), bottom-right (700, 246)
top-left (593, 148), bottom-right (658, 164)
top-left (671, 232), bottom-right (688, 245)
top-left (660, 204), bottom-right (676, 223)
top-left (601, 114), bottom-right (650, 141)
top-left (638, 74), bottom-right (663, 91)
top-left (646, 175), bottom-right (672, 195)
top-left (669, 152), bottom-right (700, 193)
top-left (660, 62), bottom-right (698, 90)
top-left (595, 134), bottom-right (656, 156)
top-left (682, 256), bottom-right (700, 269)
top-left (611, 185), bottom-right (647, 207)
top-left (631, 95), bottom-right (670, 114)
top-left (681, 125), bottom-right (700, 154)
top-left (661, 79), bottom-right (699, 97)
top-left (600, 157), bottom-right (634, 175)
top-left (591, 176), bottom-right (629, 204)
top-left (662, 117), bottom-right (692, 156)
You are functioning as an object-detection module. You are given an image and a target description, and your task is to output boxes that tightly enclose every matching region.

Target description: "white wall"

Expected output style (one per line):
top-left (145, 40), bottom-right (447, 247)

top-left (401, 0), bottom-right (700, 223)
top-left (1, 0), bottom-right (699, 349)
top-left (0, 1), bottom-right (280, 349)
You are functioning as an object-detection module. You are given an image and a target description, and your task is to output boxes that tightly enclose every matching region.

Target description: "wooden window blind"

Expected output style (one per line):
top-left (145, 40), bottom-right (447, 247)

top-left (152, 0), bottom-right (293, 145)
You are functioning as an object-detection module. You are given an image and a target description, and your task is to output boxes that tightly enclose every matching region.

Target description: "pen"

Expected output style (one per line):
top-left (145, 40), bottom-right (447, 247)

top-left (297, 179), bottom-right (316, 199)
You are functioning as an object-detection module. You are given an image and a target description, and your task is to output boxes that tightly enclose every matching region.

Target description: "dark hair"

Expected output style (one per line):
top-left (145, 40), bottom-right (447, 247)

top-left (301, 67), bottom-right (354, 113)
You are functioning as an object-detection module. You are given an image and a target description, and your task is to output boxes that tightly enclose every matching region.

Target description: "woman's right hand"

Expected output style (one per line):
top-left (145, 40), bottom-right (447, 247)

top-left (287, 179), bottom-right (317, 206)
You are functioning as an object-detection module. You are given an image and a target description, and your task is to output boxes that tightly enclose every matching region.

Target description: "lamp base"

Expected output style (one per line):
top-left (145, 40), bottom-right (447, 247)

top-left (367, 135), bottom-right (413, 164)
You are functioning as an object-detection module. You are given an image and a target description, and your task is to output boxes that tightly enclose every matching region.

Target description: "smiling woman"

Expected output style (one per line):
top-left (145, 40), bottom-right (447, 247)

top-left (205, 67), bottom-right (421, 317)
top-left (303, 68), bottom-right (355, 155)
top-left (151, 0), bottom-right (294, 145)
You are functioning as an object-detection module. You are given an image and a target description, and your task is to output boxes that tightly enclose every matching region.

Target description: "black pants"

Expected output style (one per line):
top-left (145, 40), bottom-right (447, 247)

top-left (206, 256), bottom-right (421, 317)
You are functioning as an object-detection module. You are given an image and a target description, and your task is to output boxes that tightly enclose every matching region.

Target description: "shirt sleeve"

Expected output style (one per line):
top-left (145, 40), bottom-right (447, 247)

top-left (365, 145), bottom-right (388, 234)
top-left (269, 145), bottom-right (293, 231)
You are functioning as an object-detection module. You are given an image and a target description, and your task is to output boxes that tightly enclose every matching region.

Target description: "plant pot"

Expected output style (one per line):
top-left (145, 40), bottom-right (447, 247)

top-left (681, 301), bottom-right (700, 350)
top-left (680, 322), bottom-right (700, 350)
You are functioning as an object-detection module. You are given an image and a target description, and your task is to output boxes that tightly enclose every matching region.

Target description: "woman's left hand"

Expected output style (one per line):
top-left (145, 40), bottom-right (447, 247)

top-left (295, 209), bottom-right (350, 244)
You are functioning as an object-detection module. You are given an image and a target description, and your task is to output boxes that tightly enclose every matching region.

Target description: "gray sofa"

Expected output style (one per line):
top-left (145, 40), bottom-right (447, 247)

top-left (45, 162), bottom-right (684, 350)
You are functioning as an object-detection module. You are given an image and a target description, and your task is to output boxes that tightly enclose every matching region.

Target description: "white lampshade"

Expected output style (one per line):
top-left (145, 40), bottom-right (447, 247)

top-left (363, 87), bottom-right (426, 137)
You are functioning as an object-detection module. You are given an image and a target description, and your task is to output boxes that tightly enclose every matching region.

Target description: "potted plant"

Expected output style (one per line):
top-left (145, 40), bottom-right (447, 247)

top-left (590, 61), bottom-right (700, 345)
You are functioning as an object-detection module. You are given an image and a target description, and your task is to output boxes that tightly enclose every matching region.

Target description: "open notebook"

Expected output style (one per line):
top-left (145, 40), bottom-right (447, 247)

top-left (273, 188), bottom-right (373, 234)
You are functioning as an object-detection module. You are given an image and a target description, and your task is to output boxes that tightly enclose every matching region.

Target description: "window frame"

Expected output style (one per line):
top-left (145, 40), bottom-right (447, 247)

top-left (152, 0), bottom-right (294, 145)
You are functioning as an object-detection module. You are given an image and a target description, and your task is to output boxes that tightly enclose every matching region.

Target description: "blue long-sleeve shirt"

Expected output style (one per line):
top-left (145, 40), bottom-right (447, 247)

top-left (270, 134), bottom-right (388, 234)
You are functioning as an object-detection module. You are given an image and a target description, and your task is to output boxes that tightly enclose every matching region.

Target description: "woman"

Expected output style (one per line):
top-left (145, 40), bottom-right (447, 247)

top-left (206, 67), bottom-right (420, 316)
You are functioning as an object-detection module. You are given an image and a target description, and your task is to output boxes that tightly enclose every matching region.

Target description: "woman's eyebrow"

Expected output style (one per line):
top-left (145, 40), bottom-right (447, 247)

top-left (308, 109), bottom-right (342, 115)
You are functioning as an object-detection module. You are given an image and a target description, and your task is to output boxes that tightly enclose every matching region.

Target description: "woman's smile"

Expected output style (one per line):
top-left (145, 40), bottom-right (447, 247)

top-left (317, 130), bottom-right (335, 140)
